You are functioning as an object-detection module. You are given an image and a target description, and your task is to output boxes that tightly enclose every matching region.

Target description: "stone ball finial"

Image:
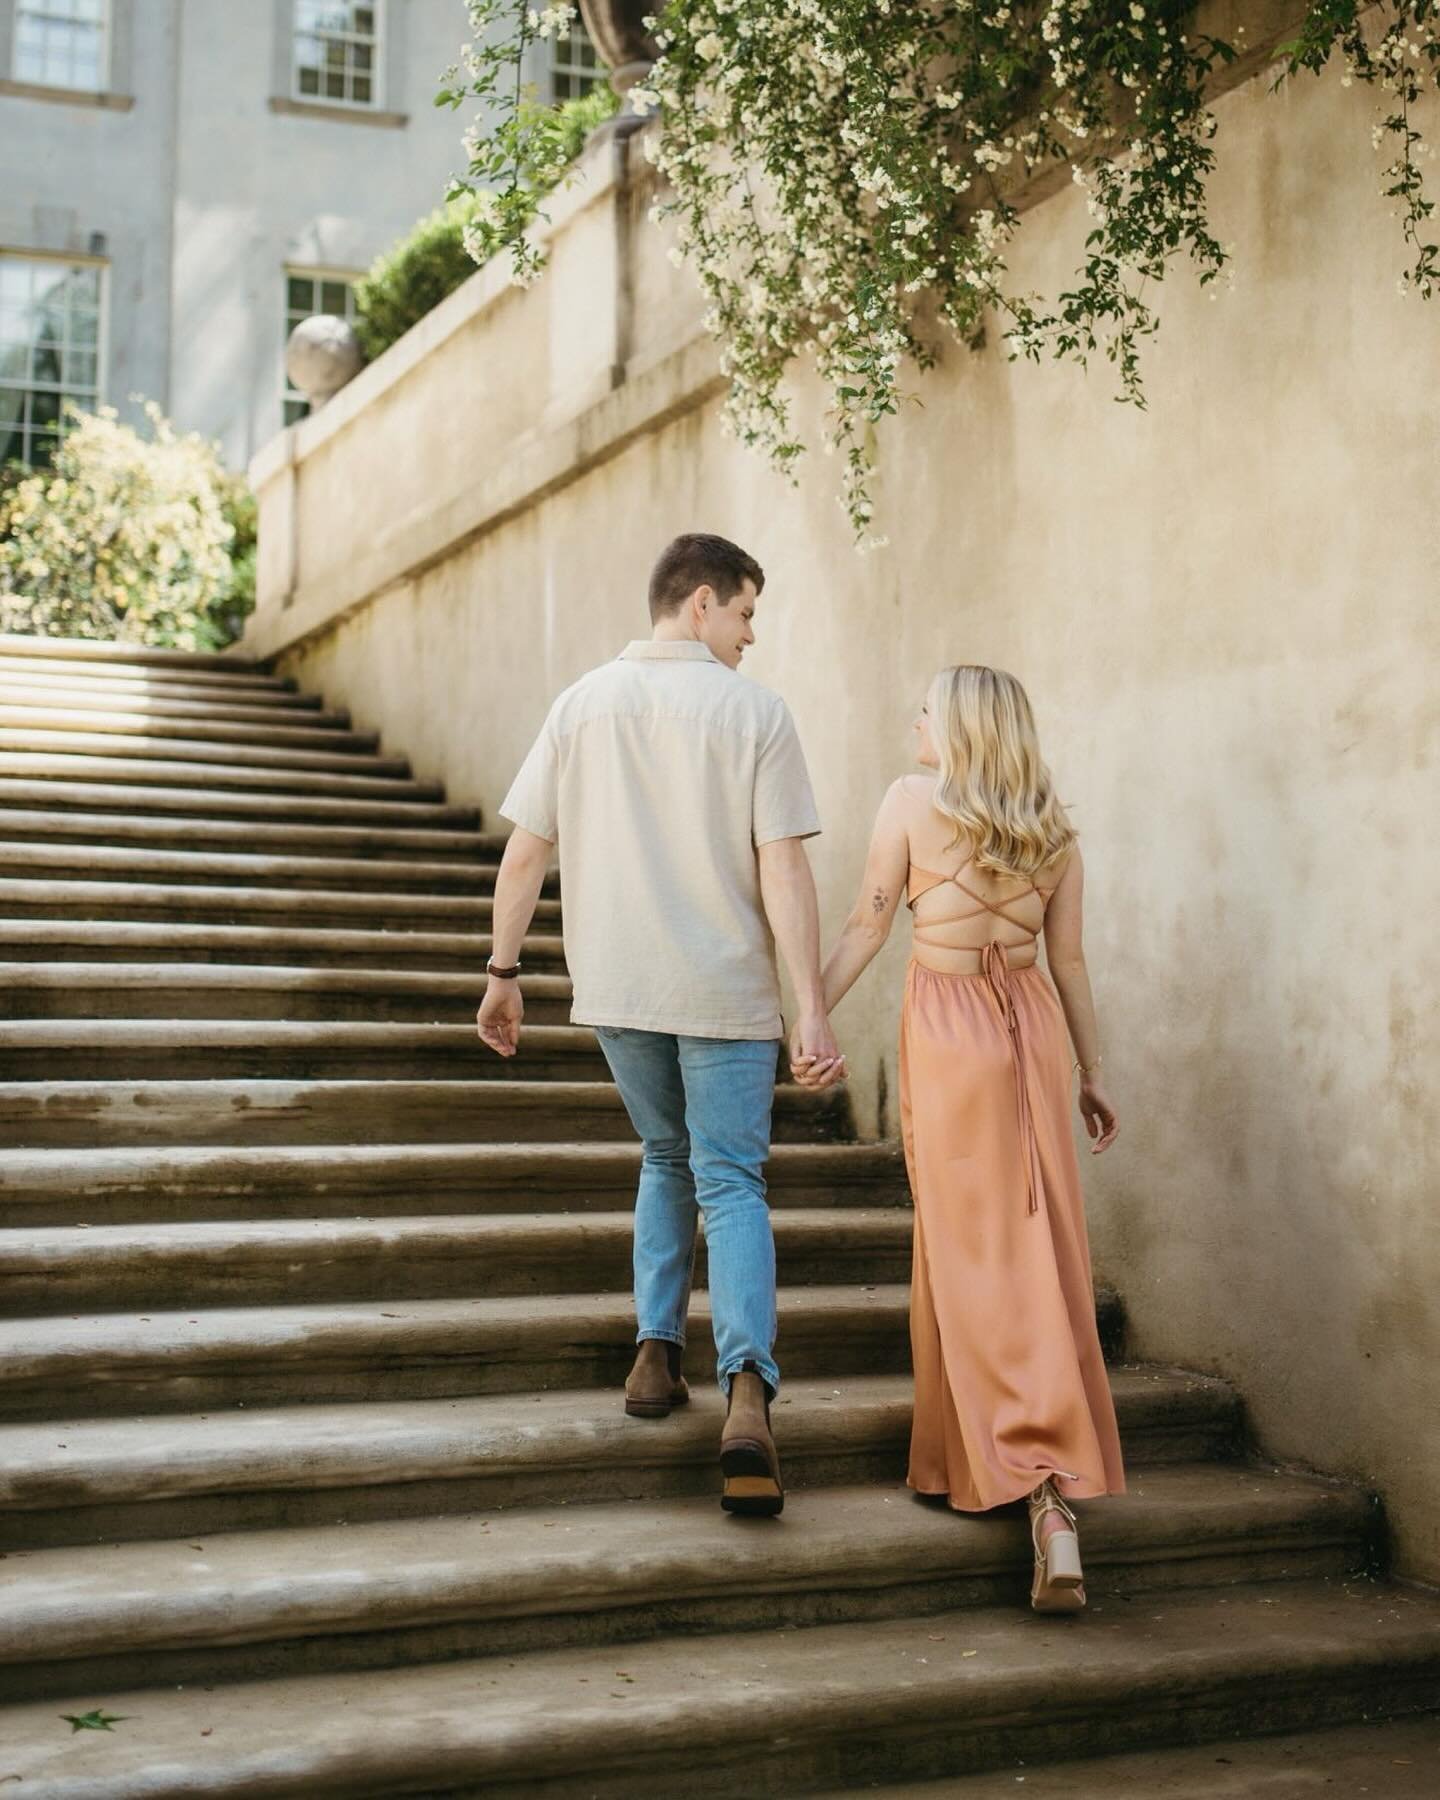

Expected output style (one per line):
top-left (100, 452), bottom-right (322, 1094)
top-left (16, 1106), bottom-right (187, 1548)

top-left (578, 0), bottom-right (660, 99)
top-left (285, 315), bottom-right (364, 410)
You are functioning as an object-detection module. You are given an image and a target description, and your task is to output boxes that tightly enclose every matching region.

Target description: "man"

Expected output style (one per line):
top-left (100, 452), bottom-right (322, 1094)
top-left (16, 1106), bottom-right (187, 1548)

top-left (476, 532), bottom-right (845, 1516)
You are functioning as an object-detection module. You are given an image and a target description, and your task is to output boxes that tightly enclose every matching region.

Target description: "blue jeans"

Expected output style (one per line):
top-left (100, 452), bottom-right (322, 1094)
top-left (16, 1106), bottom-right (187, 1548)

top-left (594, 1027), bottom-right (780, 1397)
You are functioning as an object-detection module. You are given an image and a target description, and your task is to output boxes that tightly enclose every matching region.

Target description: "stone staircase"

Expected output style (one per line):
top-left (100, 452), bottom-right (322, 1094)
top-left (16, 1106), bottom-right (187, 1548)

top-left (0, 633), bottom-right (1435, 1798)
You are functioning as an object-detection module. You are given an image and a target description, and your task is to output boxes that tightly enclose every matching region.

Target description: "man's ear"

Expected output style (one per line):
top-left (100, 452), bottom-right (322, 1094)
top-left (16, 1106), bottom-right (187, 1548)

top-left (692, 584), bottom-right (713, 616)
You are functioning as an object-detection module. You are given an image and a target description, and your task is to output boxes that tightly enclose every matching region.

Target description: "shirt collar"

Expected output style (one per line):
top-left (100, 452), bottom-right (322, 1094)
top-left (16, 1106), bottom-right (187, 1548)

top-left (618, 640), bottom-right (722, 664)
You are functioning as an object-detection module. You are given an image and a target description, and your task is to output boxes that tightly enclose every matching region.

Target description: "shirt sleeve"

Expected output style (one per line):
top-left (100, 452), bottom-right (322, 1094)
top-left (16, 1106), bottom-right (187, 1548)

top-left (752, 699), bottom-right (821, 846)
top-left (499, 708), bottom-right (561, 843)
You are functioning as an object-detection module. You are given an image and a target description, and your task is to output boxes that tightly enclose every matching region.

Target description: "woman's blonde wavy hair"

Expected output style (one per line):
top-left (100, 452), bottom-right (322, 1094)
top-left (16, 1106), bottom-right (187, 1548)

top-left (925, 665), bottom-right (1076, 880)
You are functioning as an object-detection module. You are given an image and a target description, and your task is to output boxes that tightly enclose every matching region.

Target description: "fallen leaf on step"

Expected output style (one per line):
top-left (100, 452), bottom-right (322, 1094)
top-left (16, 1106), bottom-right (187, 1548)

top-left (60, 1711), bottom-right (129, 1733)
top-left (200, 1728), bottom-right (213, 1737)
top-left (927, 1634), bottom-right (945, 1641)
top-left (962, 1650), bottom-right (978, 1658)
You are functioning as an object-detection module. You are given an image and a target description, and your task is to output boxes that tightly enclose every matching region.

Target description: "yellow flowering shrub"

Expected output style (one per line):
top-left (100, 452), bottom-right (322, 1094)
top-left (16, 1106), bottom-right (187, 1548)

top-left (0, 402), bottom-right (249, 651)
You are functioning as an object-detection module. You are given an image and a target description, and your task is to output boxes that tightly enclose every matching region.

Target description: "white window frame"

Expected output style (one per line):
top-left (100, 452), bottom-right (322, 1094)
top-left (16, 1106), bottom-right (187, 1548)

top-left (291, 0), bottom-right (383, 112)
top-left (548, 15), bottom-right (602, 104)
top-left (0, 249), bottom-right (107, 468)
top-left (281, 266), bottom-right (361, 427)
top-left (11, 0), bottom-right (110, 93)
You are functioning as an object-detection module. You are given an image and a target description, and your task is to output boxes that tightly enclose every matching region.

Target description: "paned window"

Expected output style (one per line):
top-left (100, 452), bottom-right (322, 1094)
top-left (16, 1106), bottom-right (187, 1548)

top-left (13, 0), bottom-right (107, 90)
top-left (0, 255), bottom-right (103, 468)
top-left (282, 270), bottom-right (359, 427)
top-left (549, 17), bottom-right (601, 102)
top-left (293, 1), bottom-right (380, 108)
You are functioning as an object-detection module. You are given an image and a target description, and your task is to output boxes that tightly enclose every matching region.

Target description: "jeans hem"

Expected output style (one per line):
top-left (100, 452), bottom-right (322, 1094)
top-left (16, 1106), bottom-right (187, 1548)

top-left (717, 1357), bottom-right (780, 1398)
top-left (636, 1330), bottom-right (686, 1348)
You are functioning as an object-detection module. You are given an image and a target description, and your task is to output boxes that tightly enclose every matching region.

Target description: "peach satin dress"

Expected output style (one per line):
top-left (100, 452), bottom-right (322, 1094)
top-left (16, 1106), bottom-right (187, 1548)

top-left (900, 859), bottom-right (1126, 1512)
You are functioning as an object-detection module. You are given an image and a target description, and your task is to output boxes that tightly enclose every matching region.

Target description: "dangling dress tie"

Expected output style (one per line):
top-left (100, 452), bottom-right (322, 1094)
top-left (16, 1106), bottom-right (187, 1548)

top-left (980, 939), bottom-right (1045, 1216)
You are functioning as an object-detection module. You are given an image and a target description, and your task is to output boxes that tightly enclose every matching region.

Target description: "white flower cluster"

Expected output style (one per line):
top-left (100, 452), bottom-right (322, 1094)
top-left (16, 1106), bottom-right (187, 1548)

top-left (445, 0), bottom-right (1439, 539)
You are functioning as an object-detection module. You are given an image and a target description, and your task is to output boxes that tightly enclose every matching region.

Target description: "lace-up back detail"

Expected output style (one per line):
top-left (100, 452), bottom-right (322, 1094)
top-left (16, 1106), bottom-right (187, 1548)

top-left (906, 862), bottom-right (1049, 968)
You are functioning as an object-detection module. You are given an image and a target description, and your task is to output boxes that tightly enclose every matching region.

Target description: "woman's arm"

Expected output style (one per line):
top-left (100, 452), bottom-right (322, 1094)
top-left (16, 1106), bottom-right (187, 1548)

top-left (1042, 847), bottom-right (1120, 1153)
top-left (820, 781), bottom-right (912, 1013)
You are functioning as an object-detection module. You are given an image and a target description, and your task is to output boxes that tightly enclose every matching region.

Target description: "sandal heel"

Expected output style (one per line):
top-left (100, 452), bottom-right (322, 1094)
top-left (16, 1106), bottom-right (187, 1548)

top-left (1044, 1528), bottom-right (1084, 1586)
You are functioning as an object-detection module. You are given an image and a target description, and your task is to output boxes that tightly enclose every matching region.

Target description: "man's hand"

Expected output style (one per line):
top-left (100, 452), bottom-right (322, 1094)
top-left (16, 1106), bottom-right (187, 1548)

top-left (476, 978), bottom-right (524, 1057)
top-left (788, 1007), bottom-right (846, 1090)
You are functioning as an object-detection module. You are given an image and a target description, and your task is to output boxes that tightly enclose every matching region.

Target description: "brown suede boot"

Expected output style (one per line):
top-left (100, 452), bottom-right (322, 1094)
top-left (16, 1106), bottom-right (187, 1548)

top-left (623, 1340), bottom-right (689, 1418)
top-left (719, 1362), bottom-right (783, 1516)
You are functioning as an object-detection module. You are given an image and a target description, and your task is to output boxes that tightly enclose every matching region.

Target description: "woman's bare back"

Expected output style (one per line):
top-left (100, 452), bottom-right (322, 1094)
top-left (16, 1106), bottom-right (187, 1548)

top-left (896, 772), bottom-right (1062, 974)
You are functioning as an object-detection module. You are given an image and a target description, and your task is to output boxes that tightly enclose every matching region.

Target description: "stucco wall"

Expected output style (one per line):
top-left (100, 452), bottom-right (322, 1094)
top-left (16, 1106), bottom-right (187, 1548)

top-left (245, 68), bottom-right (1440, 1582)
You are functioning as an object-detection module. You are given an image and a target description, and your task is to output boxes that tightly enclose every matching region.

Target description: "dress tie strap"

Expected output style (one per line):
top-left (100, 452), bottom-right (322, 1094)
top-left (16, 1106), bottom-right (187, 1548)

top-left (981, 941), bottom-right (1045, 1216)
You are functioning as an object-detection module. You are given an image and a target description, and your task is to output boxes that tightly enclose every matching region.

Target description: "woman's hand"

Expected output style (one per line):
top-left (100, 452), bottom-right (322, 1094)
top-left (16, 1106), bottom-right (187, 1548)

top-left (1078, 1074), bottom-right (1119, 1153)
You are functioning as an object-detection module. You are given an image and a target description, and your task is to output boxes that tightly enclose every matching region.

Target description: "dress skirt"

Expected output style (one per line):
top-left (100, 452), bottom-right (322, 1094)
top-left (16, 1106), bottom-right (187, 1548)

top-left (899, 953), bottom-right (1126, 1511)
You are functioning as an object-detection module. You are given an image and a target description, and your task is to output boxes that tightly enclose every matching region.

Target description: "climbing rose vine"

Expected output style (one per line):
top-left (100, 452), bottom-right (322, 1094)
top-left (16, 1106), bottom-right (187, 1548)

top-left (444, 2), bottom-right (1439, 540)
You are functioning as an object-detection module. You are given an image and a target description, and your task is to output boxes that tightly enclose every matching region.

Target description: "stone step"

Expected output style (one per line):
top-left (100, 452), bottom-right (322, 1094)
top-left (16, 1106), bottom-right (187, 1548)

top-left (0, 1466), bottom-right (1374, 1708)
top-left (0, 633), bottom-right (270, 676)
top-left (0, 683), bottom-right (349, 730)
top-left (0, 961), bottom-right (572, 1022)
top-left (0, 806), bottom-right (504, 862)
top-left (0, 1019), bottom-right (604, 1081)
top-left (820, 1716), bottom-right (1440, 1800)
top-left (0, 1369), bottom-right (1228, 1550)
top-left (0, 1141), bottom-right (907, 1227)
top-left (0, 702), bottom-right (379, 754)
top-left (0, 727), bottom-right (412, 777)
top-left (0, 919), bottom-right (561, 971)
top-left (0, 838), bottom-right (524, 892)
top-left (0, 876), bottom-right (560, 929)
top-left (0, 1285), bottom-right (918, 1419)
top-left (0, 1077), bottom-right (847, 1149)
top-left (0, 665), bottom-right (317, 709)
top-left (0, 775), bottom-right (478, 829)
top-left (2, 1579), bottom-right (1434, 1797)
top-left (0, 1208), bottom-right (915, 1313)
top-left (0, 750), bottom-right (445, 802)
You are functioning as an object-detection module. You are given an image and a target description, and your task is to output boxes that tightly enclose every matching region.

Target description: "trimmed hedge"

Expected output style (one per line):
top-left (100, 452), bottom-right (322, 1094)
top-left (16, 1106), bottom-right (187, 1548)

top-left (354, 85), bottom-right (620, 361)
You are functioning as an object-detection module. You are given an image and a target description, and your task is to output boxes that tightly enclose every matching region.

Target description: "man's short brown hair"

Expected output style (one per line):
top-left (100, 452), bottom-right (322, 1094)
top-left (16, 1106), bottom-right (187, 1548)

top-left (648, 533), bottom-right (765, 622)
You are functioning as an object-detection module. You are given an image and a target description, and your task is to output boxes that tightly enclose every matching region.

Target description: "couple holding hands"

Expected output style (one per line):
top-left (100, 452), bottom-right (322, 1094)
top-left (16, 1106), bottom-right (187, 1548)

top-left (477, 532), bottom-right (1123, 1613)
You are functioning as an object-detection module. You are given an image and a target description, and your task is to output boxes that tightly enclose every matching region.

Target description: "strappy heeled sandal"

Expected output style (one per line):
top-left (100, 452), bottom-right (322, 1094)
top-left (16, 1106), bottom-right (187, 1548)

top-left (1027, 1478), bottom-right (1086, 1613)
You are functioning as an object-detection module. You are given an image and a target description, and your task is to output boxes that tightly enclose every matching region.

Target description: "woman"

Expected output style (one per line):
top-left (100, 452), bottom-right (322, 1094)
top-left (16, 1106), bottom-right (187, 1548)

top-left (818, 665), bottom-right (1124, 1612)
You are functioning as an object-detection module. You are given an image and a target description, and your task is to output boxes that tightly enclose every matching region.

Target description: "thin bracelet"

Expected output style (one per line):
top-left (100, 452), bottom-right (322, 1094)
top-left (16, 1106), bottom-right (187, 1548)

top-left (1074, 1053), bottom-right (1103, 1079)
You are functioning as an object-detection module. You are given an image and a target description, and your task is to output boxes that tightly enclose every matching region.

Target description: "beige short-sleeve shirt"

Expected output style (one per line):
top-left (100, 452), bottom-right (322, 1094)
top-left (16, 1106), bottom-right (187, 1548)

top-left (500, 640), bottom-right (820, 1039)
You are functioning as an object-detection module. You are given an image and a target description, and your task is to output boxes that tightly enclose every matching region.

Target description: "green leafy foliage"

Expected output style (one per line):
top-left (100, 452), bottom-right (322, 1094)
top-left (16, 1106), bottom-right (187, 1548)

top-left (448, 1), bottom-right (1439, 541)
top-left (0, 402), bottom-right (254, 651)
top-left (60, 1710), bottom-right (130, 1732)
top-left (357, 83), bottom-right (619, 359)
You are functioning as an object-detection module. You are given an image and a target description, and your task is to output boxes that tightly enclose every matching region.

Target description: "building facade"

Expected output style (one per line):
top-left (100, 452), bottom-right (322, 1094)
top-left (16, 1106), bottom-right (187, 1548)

top-left (0, 0), bottom-right (599, 469)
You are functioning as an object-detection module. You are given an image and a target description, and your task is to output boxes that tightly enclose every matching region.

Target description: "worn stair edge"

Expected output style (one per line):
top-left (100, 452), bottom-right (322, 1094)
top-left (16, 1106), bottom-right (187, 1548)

top-left (0, 1286), bottom-right (918, 1419)
top-left (0, 921), bottom-right (562, 972)
top-left (816, 1715), bottom-right (1440, 1800)
top-left (0, 727), bottom-right (411, 776)
top-left (1, 1580), bottom-right (1436, 1799)
top-left (0, 1468), bottom-right (1375, 1705)
top-left (0, 877), bottom-right (557, 927)
top-left (0, 839), bottom-right (527, 892)
top-left (0, 1370), bottom-right (1234, 1549)
top-left (0, 1208), bottom-right (914, 1310)
top-left (0, 777), bottom-right (478, 829)
top-left (0, 1140), bottom-right (908, 1226)
top-left (0, 969), bottom-right (573, 1024)
top-left (0, 667), bottom-right (316, 707)
top-left (0, 633), bottom-right (269, 674)
top-left (0, 808), bottom-right (504, 860)
top-left (0, 751), bottom-right (446, 801)
top-left (0, 686), bottom-right (348, 729)
top-left (0, 1077), bottom-right (843, 1149)
top-left (0, 704), bottom-right (378, 753)
top-left (0, 1019), bottom-right (606, 1082)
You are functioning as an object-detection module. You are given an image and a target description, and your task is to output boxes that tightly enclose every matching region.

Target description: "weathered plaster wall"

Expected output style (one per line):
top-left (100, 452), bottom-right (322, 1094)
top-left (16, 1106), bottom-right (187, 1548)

top-left (246, 70), bottom-right (1440, 1580)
